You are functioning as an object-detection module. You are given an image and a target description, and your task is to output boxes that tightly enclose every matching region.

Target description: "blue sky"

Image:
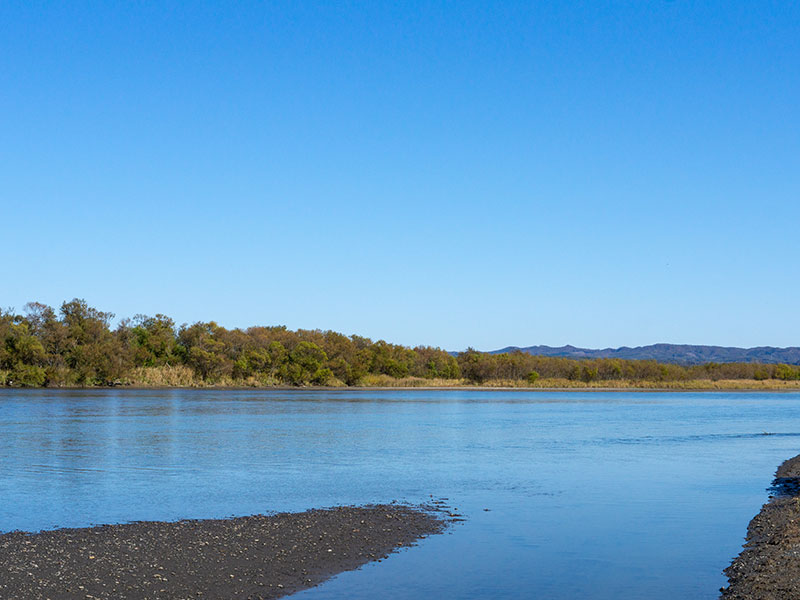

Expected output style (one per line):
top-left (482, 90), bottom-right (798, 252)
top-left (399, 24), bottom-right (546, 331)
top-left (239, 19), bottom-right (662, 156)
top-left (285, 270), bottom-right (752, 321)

top-left (3, 1), bottom-right (798, 350)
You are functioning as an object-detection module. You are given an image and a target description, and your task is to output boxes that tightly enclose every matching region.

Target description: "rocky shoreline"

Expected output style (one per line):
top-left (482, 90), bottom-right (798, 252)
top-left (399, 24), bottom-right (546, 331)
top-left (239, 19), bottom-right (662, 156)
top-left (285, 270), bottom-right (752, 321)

top-left (721, 455), bottom-right (800, 599)
top-left (0, 504), bottom-right (449, 600)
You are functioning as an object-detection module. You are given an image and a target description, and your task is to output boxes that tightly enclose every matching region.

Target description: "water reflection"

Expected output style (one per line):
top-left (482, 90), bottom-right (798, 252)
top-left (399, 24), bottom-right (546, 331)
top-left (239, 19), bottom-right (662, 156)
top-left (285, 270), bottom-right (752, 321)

top-left (1, 389), bottom-right (799, 599)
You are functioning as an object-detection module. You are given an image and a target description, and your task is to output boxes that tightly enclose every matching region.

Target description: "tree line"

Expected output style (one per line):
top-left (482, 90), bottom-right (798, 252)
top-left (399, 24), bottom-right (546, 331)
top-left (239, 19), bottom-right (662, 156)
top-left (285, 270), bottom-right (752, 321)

top-left (1, 299), bottom-right (799, 387)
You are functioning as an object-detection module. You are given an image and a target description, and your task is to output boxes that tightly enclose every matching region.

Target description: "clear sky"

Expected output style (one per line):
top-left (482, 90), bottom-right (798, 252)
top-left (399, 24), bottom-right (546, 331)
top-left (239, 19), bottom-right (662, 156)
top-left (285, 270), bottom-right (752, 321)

top-left (3, 1), bottom-right (798, 351)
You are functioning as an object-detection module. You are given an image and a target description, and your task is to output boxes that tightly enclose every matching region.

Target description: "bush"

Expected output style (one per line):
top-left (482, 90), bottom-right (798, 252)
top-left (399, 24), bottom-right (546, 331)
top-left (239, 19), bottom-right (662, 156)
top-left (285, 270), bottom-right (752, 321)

top-left (774, 364), bottom-right (800, 381)
top-left (11, 364), bottom-right (46, 387)
top-left (312, 367), bottom-right (335, 385)
top-left (582, 367), bottom-right (599, 383)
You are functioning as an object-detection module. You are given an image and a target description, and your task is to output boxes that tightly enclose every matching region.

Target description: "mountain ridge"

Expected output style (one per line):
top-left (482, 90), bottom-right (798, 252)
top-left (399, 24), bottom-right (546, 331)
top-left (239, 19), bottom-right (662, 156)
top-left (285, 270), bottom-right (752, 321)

top-left (489, 343), bottom-right (800, 365)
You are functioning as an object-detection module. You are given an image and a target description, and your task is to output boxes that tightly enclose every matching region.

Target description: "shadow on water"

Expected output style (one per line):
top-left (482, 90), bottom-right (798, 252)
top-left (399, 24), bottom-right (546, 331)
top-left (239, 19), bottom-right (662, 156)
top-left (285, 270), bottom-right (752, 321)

top-left (769, 477), bottom-right (800, 497)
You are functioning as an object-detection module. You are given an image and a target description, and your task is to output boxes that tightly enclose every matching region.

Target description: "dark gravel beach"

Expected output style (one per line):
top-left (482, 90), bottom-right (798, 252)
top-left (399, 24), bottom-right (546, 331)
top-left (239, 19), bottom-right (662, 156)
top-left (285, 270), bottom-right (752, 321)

top-left (0, 504), bottom-right (448, 600)
top-left (721, 455), bottom-right (800, 599)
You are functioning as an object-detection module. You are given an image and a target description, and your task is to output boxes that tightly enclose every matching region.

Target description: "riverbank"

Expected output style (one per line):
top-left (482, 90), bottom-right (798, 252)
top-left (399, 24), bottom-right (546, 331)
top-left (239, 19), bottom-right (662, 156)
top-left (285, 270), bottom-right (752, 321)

top-left (353, 376), bottom-right (800, 391)
top-left (10, 376), bottom-right (800, 391)
top-left (721, 455), bottom-right (800, 599)
top-left (0, 504), bottom-right (448, 600)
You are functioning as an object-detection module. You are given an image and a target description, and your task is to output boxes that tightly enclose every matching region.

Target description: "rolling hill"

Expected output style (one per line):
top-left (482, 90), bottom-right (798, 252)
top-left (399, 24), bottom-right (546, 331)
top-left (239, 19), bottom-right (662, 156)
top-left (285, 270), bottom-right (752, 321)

top-left (490, 344), bottom-right (800, 365)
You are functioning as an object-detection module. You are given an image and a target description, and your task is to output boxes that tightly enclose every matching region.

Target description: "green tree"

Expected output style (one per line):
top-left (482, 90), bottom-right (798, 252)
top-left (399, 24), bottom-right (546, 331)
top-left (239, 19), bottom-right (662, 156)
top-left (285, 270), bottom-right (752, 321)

top-left (774, 364), bottom-right (799, 381)
top-left (287, 341), bottom-right (328, 385)
top-left (128, 314), bottom-right (178, 367)
top-left (59, 299), bottom-right (125, 384)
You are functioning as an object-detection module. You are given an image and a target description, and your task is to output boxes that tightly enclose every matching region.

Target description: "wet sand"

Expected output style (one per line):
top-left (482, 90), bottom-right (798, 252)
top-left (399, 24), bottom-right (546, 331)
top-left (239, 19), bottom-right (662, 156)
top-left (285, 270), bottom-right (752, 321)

top-left (721, 454), bottom-right (800, 599)
top-left (0, 504), bottom-right (448, 599)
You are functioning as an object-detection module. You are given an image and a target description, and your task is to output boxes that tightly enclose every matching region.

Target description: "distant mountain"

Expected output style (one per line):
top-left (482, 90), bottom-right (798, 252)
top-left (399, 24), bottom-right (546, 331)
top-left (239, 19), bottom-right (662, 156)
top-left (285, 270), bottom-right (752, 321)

top-left (490, 344), bottom-right (800, 365)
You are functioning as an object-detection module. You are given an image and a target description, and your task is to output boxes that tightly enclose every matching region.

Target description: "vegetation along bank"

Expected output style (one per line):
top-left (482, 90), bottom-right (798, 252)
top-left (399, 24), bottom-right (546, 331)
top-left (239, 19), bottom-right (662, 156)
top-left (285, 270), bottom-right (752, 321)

top-left (2, 299), bottom-right (800, 389)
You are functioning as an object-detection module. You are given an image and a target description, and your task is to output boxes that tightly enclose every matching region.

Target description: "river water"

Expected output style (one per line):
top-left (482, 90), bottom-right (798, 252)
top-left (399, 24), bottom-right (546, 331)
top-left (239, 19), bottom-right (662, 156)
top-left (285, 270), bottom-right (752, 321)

top-left (1, 389), bottom-right (798, 599)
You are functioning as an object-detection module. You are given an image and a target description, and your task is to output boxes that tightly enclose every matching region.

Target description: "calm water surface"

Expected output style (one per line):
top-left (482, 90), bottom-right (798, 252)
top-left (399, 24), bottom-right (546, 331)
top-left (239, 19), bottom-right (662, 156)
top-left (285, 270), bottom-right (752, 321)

top-left (2, 389), bottom-right (799, 599)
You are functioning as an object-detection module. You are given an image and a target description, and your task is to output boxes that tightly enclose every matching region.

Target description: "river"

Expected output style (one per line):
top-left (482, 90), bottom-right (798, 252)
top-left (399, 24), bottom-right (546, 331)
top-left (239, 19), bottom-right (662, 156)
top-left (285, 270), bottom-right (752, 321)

top-left (2, 388), bottom-right (798, 599)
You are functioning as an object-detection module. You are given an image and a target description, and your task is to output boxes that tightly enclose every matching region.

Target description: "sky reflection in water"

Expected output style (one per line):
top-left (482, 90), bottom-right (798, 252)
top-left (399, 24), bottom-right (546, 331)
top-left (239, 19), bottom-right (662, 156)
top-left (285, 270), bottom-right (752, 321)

top-left (2, 389), bottom-right (799, 599)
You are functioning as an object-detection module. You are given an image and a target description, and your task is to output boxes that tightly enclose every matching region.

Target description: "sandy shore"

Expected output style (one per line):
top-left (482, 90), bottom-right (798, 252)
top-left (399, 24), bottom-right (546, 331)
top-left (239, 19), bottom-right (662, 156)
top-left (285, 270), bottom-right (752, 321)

top-left (721, 455), bottom-right (800, 599)
top-left (0, 504), bottom-right (449, 600)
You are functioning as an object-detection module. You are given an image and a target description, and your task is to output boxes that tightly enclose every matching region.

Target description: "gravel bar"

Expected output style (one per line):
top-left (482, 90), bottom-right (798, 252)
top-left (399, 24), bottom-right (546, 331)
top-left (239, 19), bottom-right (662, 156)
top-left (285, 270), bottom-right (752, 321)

top-left (721, 454), bottom-right (800, 599)
top-left (0, 504), bottom-right (449, 600)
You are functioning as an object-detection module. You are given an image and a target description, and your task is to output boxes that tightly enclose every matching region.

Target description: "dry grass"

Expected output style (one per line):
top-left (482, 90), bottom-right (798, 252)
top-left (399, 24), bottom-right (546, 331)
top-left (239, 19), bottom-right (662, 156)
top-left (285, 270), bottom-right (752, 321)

top-left (127, 365), bottom-right (201, 387)
top-left (124, 366), bottom-right (345, 388)
top-left (41, 367), bottom-right (800, 391)
top-left (356, 375), bottom-right (469, 388)
top-left (127, 366), bottom-right (283, 388)
top-left (479, 378), bottom-right (800, 390)
top-left (354, 376), bottom-right (800, 390)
